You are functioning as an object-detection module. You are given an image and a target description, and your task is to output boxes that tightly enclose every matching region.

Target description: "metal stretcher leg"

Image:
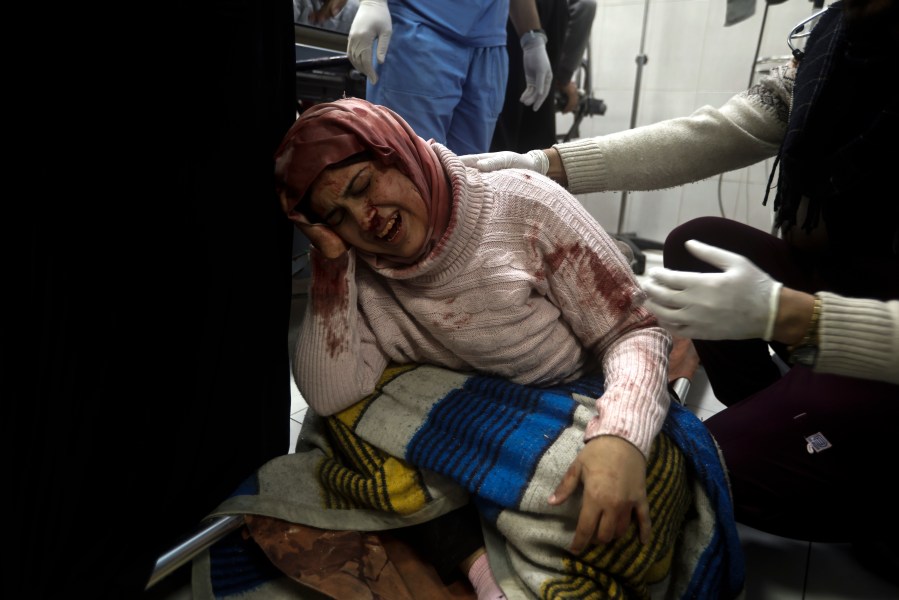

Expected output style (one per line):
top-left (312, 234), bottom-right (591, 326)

top-left (146, 515), bottom-right (245, 590)
top-left (668, 335), bottom-right (700, 405)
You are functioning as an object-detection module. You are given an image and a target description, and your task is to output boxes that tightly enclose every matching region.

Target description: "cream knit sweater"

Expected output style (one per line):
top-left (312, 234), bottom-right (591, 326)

top-left (295, 144), bottom-right (672, 458)
top-left (553, 63), bottom-right (898, 386)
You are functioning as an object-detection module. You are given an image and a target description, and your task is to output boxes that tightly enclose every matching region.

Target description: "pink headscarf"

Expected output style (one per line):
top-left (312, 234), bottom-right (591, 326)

top-left (274, 98), bottom-right (452, 266)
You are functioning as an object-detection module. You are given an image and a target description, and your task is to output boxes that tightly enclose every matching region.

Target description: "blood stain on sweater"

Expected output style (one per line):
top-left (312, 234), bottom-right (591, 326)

top-left (545, 241), bottom-right (635, 318)
top-left (310, 255), bottom-right (350, 357)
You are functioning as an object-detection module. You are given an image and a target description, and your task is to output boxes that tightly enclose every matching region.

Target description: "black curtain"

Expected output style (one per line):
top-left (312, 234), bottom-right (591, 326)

top-left (491, 0), bottom-right (569, 152)
top-left (4, 2), bottom-right (297, 597)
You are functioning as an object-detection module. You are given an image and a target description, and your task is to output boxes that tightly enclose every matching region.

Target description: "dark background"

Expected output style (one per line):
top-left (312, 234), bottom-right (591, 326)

top-left (4, 2), bottom-right (298, 597)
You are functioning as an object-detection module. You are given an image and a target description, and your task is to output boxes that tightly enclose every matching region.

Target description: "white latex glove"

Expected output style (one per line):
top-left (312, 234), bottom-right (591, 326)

top-left (347, 0), bottom-right (391, 84)
top-left (519, 30), bottom-right (552, 111)
top-left (642, 240), bottom-right (783, 341)
top-left (458, 149), bottom-right (549, 174)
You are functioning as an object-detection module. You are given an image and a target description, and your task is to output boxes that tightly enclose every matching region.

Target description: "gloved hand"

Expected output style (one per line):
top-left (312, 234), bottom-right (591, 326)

top-left (519, 30), bottom-right (552, 111)
top-left (347, 0), bottom-right (392, 84)
top-left (642, 240), bottom-right (783, 341)
top-left (458, 149), bottom-right (549, 174)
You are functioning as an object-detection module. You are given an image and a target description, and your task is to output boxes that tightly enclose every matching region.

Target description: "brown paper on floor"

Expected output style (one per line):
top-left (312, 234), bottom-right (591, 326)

top-left (245, 515), bottom-right (477, 600)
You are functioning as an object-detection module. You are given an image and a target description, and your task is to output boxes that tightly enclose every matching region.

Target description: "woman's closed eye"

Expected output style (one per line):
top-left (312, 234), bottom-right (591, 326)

top-left (321, 207), bottom-right (346, 227)
top-left (320, 165), bottom-right (371, 227)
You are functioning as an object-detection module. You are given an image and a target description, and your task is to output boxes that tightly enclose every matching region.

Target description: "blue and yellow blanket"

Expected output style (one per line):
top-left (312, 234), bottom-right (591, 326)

top-left (193, 364), bottom-right (744, 599)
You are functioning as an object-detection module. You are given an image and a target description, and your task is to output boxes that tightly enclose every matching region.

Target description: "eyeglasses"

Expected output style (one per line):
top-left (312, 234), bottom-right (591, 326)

top-left (787, 8), bottom-right (829, 60)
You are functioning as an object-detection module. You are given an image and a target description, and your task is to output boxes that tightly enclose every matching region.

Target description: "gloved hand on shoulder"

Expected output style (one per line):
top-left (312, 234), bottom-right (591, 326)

top-left (458, 150), bottom-right (549, 175)
top-left (642, 240), bottom-right (783, 341)
top-left (520, 29), bottom-right (552, 111)
top-left (347, 0), bottom-right (391, 84)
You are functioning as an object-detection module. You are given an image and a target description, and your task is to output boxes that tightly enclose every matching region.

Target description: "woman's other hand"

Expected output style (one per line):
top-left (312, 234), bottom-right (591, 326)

top-left (548, 435), bottom-right (651, 554)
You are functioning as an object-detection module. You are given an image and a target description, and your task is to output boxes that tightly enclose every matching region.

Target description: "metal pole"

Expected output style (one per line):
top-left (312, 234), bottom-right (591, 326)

top-left (145, 515), bottom-right (245, 589)
top-left (617, 0), bottom-right (652, 235)
top-left (748, 2), bottom-right (772, 89)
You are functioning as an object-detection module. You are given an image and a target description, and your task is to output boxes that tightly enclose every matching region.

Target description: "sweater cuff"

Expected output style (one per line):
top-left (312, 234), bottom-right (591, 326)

top-left (816, 292), bottom-right (899, 385)
top-left (309, 247), bottom-right (353, 299)
top-left (583, 413), bottom-right (655, 460)
top-left (553, 137), bottom-right (609, 195)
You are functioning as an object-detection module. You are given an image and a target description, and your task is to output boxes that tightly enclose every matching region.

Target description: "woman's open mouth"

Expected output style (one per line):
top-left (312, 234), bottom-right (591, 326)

top-left (377, 212), bottom-right (402, 243)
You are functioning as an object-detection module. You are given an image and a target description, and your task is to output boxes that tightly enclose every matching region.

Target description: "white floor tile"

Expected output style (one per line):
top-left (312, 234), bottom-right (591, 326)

top-left (805, 542), bottom-right (899, 599)
top-left (687, 406), bottom-right (719, 422)
top-left (683, 366), bottom-right (726, 415)
top-left (289, 365), bottom-right (308, 415)
top-left (288, 365), bottom-right (307, 454)
top-left (738, 523), bottom-right (809, 600)
top-left (288, 416), bottom-right (304, 455)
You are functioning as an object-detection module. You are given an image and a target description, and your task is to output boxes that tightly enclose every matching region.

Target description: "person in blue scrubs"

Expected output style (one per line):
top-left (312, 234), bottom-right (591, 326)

top-left (346, 0), bottom-right (552, 155)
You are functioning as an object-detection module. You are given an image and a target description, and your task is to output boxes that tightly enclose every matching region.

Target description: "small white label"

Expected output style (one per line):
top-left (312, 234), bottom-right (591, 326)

top-left (805, 432), bottom-right (832, 454)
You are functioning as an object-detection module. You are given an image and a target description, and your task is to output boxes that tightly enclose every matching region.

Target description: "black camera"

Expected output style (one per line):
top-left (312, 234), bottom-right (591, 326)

top-left (554, 90), bottom-right (607, 116)
top-left (554, 89), bottom-right (607, 143)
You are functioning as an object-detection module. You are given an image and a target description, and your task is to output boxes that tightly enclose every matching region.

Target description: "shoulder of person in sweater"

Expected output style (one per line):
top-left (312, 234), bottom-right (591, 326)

top-left (480, 168), bottom-right (626, 257)
top-left (482, 167), bottom-right (584, 216)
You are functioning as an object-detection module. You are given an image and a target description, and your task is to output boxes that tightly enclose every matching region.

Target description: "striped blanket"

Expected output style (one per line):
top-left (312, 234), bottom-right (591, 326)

top-left (193, 364), bottom-right (744, 599)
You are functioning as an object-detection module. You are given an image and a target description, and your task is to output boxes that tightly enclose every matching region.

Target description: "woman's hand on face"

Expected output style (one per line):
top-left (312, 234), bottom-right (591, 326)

top-left (291, 213), bottom-right (349, 260)
top-left (548, 435), bottom-right (651, 554)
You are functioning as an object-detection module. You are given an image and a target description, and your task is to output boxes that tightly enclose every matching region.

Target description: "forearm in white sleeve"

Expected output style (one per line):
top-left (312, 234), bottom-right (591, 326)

top-left (816, 292), bottom-right (899, 385)
top-left (554, 70), bottom-right (792, 195)
top-left (537, 195), bottom-right (672, 457)
top-left (585, 324), bottom-right (672, 459)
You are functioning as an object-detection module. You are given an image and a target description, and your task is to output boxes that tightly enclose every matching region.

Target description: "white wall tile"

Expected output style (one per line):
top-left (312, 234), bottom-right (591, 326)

top-left (619, 188), bottom-right (682, 242)
top-left (634, 89), bottom-right (700, 127)
top-left (747, 155), bottom-right (777, 186)
top-left (593, 2), bottom-right (650, 92)
top-left (697, 10), bottom-right (764, 92)
top-left (577, 0), bottom-right (823, 236)
top-left (676, 177), bottom-right (729, 224)
top-left (575, 190), bottom-right (627, 233)
top-left (642, 0), bottom-right (710, 92)
top-left (745, 181), bottom-right (777, 232)
top-left (578, 88), bottom-right (637, 137)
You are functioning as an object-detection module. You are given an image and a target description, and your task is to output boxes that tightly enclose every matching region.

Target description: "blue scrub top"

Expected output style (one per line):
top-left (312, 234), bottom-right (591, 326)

top-left (390, 0), bottom-right (510, 46)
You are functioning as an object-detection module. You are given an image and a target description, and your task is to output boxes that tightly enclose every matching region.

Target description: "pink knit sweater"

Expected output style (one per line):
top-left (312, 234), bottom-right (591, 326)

top-left (294, 143), bottom-right (672, 457)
